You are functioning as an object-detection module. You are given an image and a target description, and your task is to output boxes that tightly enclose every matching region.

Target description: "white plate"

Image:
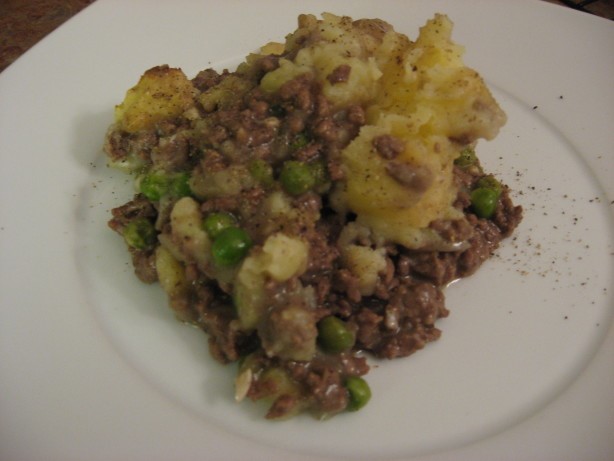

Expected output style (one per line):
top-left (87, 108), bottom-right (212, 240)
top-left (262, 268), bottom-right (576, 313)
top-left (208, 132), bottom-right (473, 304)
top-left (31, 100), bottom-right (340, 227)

top-left (1, 1), bottom-right (612, 460)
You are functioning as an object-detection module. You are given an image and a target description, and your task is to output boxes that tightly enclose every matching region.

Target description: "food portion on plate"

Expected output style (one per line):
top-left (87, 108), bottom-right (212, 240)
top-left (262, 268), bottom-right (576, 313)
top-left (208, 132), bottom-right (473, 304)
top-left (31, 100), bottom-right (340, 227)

top-left (103, 12), bottom-right (522, 419)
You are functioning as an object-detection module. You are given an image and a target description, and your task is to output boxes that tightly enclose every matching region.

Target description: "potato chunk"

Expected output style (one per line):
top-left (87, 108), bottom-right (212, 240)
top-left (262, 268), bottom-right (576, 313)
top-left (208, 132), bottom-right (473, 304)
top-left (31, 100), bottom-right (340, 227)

top-left (167, 196), bottom-right (211, 268)
top-left (115, 65), bottom-right (195, 133)
top-left (155, 245), bottom-right (189, 298)
top-left (234, 233), bottom-right (309, 330)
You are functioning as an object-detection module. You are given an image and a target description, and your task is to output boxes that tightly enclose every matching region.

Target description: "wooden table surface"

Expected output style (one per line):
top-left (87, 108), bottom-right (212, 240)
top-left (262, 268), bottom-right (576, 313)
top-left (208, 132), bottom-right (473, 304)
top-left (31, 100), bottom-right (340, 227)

top-left (1, 0), bottom-right (613, 74)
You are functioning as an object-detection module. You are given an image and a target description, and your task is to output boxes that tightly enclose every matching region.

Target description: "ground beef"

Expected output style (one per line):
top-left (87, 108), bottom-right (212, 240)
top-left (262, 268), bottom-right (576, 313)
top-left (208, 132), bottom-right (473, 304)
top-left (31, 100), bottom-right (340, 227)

top-left (104, 128), bottom-right (158, 165)
top-left (385, 161), bottom-right (434, 192)
top-left (373, 134), bottom-right (405, 159)
top-left (494, 188), bottom-right (524, 237)
top-left (131, 250), bottom-right (158, 283)
top-left (151, 132), bottom-right (190, 172)
top-left (191, 68), bottom-right (224, 92)
top-left (327, 64), bottom-right (352, 84)
top-left (108, 195), bottom-right (157, 233)
top-left (244, 351), bottom-right (369, 418)
top-left (106, 55), bottom-right (522, 420)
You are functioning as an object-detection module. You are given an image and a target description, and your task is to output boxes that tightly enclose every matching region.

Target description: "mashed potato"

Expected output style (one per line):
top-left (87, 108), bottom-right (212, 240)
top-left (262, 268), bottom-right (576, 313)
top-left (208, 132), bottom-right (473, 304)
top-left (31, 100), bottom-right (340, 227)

top-left (254, 13), bottom-right (506, 248)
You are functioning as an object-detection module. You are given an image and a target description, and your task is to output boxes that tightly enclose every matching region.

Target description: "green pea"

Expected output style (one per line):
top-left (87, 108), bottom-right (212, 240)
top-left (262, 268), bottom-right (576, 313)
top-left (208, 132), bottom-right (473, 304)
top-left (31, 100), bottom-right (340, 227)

top-left (169, 172), bottom-right (192, 197)
top-left (345, 376), bottom-right (371, 412)
top-left (211, 227), bottom-right (252, 267)
top-left (279, 160), bottom-right (316, 196)
top-left (248, 159), bottom-right (274, 187)
top-left (317, 316), bottom-right (355, 353)
top-left (471, 187), bottom-right (500, 218)
top-left (139, 172), bottom-right (168, 201)
top-left (203, 212), bottom-right (237, 239)
top-left (289, 132), bottom-right (311, 151)
top-left (309, 160), bottom-right (329, 186)
top-left (454, 147), bottom-right (479, 169)
top-left (475, 175), bottom-right (502, 194)
top-left (123, 218), bottom-right (157, 250)
top-left (139, 171), bottom-right (191, 200)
